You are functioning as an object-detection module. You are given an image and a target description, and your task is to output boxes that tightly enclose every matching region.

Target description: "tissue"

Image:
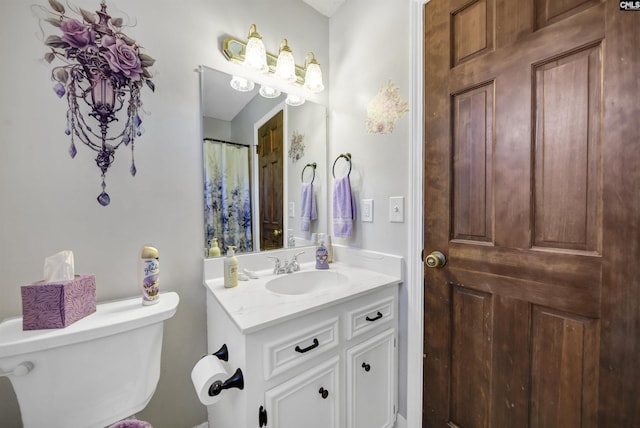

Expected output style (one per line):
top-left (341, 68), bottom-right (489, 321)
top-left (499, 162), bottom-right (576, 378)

top-left (43, 250), bottom-right (75, 282)
top-left (21, 251), bottom-right (96, 330)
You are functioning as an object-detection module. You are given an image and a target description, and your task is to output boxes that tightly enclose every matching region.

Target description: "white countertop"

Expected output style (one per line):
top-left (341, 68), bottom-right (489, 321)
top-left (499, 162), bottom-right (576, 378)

top-left (203, 261), bottom-right (401, 333)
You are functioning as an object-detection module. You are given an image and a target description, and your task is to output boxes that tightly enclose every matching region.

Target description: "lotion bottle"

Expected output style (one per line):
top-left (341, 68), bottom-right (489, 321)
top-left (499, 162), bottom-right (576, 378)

top-left (208, 238), bottom-right (221, 257)
top-left (224, 246), bottom-right (238, 288)
top-left (139, 245), bottom-right (160, 305)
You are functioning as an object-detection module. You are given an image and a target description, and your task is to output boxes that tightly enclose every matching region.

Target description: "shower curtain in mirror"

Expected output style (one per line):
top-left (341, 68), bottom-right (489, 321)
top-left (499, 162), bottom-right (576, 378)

top-left (203, 140), bottom-right (253, 254)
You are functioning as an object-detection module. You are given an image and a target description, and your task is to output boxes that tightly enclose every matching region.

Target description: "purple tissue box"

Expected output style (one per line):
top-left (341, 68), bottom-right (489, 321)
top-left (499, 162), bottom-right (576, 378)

top-left (21, 274), bottom-right (96, 330)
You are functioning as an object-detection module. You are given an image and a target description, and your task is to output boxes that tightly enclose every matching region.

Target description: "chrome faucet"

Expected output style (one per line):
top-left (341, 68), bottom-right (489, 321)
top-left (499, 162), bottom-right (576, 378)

top-left (286, 251), bottom-right (305, 273)
top-left (267, 251), bottom-right (305, 275)
top-left (267, 256), bottom-right (286, 275)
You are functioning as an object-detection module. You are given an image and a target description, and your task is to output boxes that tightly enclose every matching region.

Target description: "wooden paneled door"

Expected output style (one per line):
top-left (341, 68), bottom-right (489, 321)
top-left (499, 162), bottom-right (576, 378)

top-left (258, 110), bottom-right (284, 251)
top-left (423, 1), bottom-right (640, 427)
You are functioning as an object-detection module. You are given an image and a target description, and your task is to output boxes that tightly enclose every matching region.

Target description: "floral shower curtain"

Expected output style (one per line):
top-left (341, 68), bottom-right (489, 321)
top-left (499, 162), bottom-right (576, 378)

top-left (203, 141), bottom-right (253, 254)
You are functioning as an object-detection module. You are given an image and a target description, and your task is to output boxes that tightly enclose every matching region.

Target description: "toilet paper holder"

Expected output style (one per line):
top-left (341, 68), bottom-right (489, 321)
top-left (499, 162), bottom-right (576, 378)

top-left (208, 367), bottom-right (244, 397)
top-left (211, 343), bottom-right (228, 361)
top-left (206, 343), bottom-right (244, 397)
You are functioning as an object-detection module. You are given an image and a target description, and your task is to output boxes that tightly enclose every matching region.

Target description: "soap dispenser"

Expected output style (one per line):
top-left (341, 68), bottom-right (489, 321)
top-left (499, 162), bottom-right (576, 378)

top-left (315, 239), bottom-right (329, 270)
top-left (224, 246), bottom-right (239, 288)
top-left (208, 238), bottom-right (221, 257)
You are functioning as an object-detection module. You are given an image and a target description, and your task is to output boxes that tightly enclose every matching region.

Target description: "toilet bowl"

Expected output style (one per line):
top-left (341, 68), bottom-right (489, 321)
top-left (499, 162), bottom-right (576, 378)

top-left (0, 292), bottom-right (179, 428)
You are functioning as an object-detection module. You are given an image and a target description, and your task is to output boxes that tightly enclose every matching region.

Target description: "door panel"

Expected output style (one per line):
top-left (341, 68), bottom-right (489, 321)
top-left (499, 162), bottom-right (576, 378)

top-left (533, 45), bottom-right (602, 252)
top-left (452, 83), bottom-right (494, 242)
top-left (449, 287), bottom-right (492, 428)
top-left (421, 1), bottom-right (639, 426)
top-left (529, 307), bottom-right (599, 427)
top-left (258, 110), bottom-right (284, 250)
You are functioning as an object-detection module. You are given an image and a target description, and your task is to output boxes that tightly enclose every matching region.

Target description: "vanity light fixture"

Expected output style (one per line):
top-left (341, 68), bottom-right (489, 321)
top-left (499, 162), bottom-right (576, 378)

top-left (275, 39), bottom-right (297, 82)
top-left (243, 24), bottom-right (268, 72)
top-left (221, 24), bottom-right (324, 104)
top-left (304, 52), bottom-right (325, 93)
top-left (230, 75), bottom-right (255, 92)
top-left (285, 94), bottom-right (306, 106)
top-left (259, 85), bottom-right (281, 98)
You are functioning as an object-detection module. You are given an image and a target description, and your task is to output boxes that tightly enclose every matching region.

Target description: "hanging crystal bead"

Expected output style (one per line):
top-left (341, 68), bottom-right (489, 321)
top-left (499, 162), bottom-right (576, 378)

top-left (97, 192), bottom-right (111, 206)
top-left (97, 176), bottom-right (110, 206)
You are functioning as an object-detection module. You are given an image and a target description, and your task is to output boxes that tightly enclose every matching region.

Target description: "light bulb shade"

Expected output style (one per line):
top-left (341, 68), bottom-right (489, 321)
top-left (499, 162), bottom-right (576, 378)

top-left (230, 75), bottom-right (255, 92)
top-left (243, 25), bottom-right (268, 72)
top-left (259, 85), bottom-right (281, 98)
top-left (275, 39), bottom-right (297, 82)
top-left (304, 54), bottom-right (324, 93)
top-left (285, 94), bottom-right (305, 106)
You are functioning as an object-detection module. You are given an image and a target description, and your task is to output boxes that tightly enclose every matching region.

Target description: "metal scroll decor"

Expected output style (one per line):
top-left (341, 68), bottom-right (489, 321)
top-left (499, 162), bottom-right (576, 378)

top-left (38, 0), bottom-right (156, 206)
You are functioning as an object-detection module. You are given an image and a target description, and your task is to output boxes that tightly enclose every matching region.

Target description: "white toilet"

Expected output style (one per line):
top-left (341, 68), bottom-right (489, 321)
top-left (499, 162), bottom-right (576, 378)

top-left (0, 292), bottom-right (179, 428)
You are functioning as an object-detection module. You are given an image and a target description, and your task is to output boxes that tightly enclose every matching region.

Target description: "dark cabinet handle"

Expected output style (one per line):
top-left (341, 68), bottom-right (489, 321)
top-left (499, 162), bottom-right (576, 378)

top-left (319, 387), bottom-right (329, 399)
top-left (366, 311), bottom-right (383, 322)
top-left (259, 405), bottom-right (268, 427)
top-left (295, 338), bottom-right (319, 353)
top-left (362, 362), bottom-right (371, 372)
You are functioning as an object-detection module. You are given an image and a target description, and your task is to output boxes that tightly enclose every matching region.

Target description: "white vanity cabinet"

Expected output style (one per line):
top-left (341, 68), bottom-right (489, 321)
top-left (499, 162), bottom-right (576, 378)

top-left (347, 329), bottom-right (397, 428)
top-left (264, 356), bottom-right (340, 428)
top-left (204, 279), bottom-right (399, 428)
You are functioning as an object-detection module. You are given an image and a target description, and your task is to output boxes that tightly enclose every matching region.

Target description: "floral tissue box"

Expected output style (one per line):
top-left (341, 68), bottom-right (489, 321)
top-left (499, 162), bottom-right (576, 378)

top-left (21, 274), bottom-right (96, 330)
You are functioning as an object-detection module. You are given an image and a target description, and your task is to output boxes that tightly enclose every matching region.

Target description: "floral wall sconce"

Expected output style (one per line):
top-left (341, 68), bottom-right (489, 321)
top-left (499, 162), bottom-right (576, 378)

top-left (38, 0), bottom-right (155, 206)
top-left (222, 24), bottom-right (324, 107)
top-left (365, 81), bottom-right (409, 135)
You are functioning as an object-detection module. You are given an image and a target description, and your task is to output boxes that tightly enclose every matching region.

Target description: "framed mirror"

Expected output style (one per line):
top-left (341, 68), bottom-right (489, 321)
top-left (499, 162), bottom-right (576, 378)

top-left (200, 66), bottom-right (327, 257)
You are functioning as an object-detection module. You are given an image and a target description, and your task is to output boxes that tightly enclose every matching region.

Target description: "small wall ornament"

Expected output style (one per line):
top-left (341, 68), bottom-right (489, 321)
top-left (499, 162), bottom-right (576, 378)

top-left (288, 130), bottom-right (305, 162)
top-left (365, 80), bottom-right (409, 135)
top-left (37, 0), bottom-right (156, 206)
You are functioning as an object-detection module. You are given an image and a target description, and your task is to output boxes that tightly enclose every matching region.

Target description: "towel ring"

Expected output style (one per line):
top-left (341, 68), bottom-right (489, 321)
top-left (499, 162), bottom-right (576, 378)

top-left (301, 162), bottom-right (317, 184)
top-left (332, 153), bottom-right (352, 178)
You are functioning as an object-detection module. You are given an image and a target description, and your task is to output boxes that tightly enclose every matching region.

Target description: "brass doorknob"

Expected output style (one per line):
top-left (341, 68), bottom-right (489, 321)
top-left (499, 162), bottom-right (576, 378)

top-left (425, 251), bottom-right (446, 268)
top-left (274, 229), bottom-right (282, 237)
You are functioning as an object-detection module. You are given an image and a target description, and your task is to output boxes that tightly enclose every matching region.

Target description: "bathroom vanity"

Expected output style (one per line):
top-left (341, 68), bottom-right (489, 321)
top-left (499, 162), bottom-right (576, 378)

top-left (202, 248), bottom-right (401, 428)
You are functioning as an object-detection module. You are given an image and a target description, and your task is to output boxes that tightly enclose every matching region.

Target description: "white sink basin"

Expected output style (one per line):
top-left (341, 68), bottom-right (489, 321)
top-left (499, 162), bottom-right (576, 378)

top-left (265, 270), bottom-right (349, 295)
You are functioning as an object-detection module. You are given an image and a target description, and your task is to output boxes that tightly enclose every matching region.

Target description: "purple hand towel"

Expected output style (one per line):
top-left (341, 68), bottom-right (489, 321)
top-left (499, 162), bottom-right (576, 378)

top-left (333, 175), bottom-right (354, 238)
top-left (300, 182), bottom-right (317, 232)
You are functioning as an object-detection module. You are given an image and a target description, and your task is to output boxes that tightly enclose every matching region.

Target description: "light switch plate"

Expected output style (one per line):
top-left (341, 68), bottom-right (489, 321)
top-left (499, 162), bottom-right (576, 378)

top-left (361, 199), bottom-right (374, 222)
top-left (389, 196), bottom-right (404, 223)
top-left (288, 201), bottom-right (295, 218)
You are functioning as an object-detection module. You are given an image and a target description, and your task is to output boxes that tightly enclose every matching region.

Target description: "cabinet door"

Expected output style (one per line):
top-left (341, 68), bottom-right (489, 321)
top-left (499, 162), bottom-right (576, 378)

top-left (264, 356), bottom-right (339, 428)
top-left (346, 329), bottom-right (397, 428)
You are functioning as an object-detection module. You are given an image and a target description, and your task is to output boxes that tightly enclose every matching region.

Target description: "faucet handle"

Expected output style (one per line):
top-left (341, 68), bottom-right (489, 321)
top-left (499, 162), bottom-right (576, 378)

top-left (292, 251), bottom-right (305, 261)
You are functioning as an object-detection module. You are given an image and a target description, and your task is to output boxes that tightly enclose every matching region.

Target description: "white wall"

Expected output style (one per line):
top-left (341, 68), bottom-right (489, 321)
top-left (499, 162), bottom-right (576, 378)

top-left (0, 0), bottom-right (328, 427)
top-left (287, 101), bottom-right (328, 240)
top-left (329, 0), bottom-right (412, 417)
top-left (203, 116), bottom-right (232, 141)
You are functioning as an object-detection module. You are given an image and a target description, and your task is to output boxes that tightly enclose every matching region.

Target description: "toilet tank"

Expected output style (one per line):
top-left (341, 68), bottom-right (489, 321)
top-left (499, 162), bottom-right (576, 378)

top-left (0, 292), bottom-right (179, 428)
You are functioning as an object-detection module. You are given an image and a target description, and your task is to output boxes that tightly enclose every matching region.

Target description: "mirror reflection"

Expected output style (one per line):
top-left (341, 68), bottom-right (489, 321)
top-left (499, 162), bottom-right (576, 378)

top-left (201, 66), bottom-right (327, 257)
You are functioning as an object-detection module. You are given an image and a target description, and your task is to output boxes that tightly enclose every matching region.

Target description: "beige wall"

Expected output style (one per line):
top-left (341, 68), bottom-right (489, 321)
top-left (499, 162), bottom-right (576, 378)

top-left (329, 0), bottom-right (412, 416)
top-left (0, 0), bottom-right (328, 426)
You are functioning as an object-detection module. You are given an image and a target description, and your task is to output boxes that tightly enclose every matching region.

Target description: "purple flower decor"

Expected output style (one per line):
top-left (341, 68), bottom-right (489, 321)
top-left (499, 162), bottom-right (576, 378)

top-left (38, 0), bottom-right (156, 206)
